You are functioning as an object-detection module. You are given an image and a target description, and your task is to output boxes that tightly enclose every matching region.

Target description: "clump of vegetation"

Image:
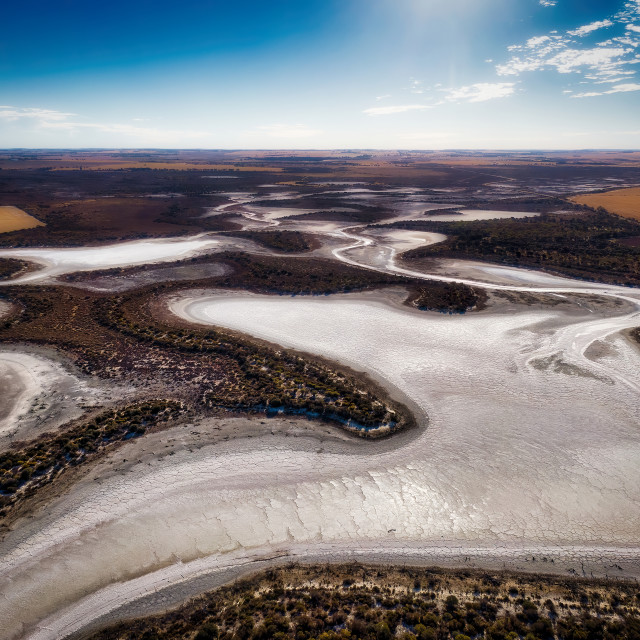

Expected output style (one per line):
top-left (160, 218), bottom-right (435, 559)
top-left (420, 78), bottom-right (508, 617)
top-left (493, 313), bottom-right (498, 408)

top-left (1, 289), bottom-right (53, 327)
top-left (0, 284), bottom-right (412, 440)
top-left (393, 210), bottom-right (640, 286)
top-left (64, 253), bottom-right (408, 296)
top-left (216, 253), bottom-right (408, 295)
top-left (0, 257), bottom-right (29, 280)
top-left (283, 206), bottom-right (390, 224)
top-left (0, 401), bottom-right (183, 518)
top-left (89, 563), bottom-right (640, 640)
top-left (99, 296), bottom-right (406, 435)
top-left (225, 230), bottom-right (316, 253)
top-left (62, 249), bottom-right (485, 313)
top-left (406, 282), bottom-right (486, 314)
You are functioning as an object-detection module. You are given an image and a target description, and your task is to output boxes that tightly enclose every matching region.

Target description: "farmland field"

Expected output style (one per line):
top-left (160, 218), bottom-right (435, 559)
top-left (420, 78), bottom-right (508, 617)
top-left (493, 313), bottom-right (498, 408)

top-left (0, 206), bottom-right (45, 234)
top-left (571, 186), bottom-right (640, 220)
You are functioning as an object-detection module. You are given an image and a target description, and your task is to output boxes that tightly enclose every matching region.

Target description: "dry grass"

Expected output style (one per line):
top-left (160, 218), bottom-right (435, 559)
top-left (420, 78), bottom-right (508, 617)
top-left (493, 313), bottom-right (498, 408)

top-left (571, 187), bottom-right (640, 221)
top-left (0, 206), bottom-right (45, 233)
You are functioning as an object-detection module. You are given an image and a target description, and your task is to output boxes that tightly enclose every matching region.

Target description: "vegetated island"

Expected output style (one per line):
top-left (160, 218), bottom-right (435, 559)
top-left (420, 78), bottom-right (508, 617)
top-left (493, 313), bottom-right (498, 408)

top-left (89, 564), bottom-right (640, 640)
top-left (222, 230), bottom-right (319, 253)
top-left (63, 251), bottom-right (487, 313)
top-left (387, 210), bottom-right (640, 287)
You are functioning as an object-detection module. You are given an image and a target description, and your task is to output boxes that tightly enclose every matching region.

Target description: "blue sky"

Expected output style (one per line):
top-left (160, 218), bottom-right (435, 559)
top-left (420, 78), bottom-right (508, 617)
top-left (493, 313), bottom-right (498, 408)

top-left (1, 0), bottom-right (639, 148)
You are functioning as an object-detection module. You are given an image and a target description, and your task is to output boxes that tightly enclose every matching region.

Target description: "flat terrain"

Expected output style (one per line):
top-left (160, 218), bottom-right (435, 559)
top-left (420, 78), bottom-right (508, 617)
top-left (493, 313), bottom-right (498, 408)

top-left (0, 206), bottom-right (45, 234)
top-left (571, 186), bottom-right (640, 220)
top-left (0, 150), bottom-right (639, 640)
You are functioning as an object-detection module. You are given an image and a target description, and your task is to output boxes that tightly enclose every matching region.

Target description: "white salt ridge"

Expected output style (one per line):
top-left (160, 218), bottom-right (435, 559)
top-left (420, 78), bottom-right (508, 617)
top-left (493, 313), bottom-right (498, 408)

top-left (0, 236), bottom-right (220, 283)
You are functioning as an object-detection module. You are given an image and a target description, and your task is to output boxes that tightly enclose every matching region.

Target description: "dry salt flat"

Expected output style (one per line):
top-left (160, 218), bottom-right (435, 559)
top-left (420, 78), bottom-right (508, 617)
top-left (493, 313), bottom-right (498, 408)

top-left (1, 207), bottom-right (640, 639)
top-left (2, 284), bottom-right (639, 640)
top-left (0, 235), bottom-right (222, 284)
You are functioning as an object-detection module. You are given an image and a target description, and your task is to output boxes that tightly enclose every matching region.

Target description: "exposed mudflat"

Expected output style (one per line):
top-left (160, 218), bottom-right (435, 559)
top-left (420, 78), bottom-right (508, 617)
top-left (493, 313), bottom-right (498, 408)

top-left (0, 347), bottom-right (120, 449)
top-left (1, 288), bottom-right (638, 640)
top-left (0, 236), bottom-right (227, 284)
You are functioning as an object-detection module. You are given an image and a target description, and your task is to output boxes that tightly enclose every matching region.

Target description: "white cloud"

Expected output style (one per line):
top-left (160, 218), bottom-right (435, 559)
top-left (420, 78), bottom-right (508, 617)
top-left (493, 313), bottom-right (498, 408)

top-left (539, 0), bottom-right (557, 6)
top-left (567, 19), bottom-right (613, 37)
top-left (409, 79), bottom-right (424, 94)
top-left (253, 124), bottom-right (322, 138)
top-left (443, 82), bottom-right (516, 103)
top-left (527, 35), bottom-right (551, 48)
top-left (365, 82), bottom-right (515, 115)
top-left (496, 1), bottom-right (640, 92)
top-left (363, 104), bottom-right (430, 116)
top-left (375, 94), bottom-right (392, 101)
top-left (571, 81), bottom-right (640, 97)
top-left (548, 46), bottom-right (630, 74)
top-left (0, 106), bottom-right (77, 121)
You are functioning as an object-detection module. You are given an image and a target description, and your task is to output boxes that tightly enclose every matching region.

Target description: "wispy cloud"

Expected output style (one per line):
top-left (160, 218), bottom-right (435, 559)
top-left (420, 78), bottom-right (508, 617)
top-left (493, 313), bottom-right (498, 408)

top-left (363, 104), bottom-right (431, 116)
top-left (442, 82), bottom-right (516, 103)
top-left (0, 105), bottom-right (208, 143)
top-left (409, 79), bottom-right (424, 94)
top-left (539, 0), bottom-right (557, 6)
top-left (364, 81), bottom-right (515, 116)
top-left (571, 82), bottom-right (640, 97)
top-left (0, 106), bottom-right (77, 121)
top-left (496, 0), bottom-right (640, 93)
top-left (567, 19), bottom-right (613, 37)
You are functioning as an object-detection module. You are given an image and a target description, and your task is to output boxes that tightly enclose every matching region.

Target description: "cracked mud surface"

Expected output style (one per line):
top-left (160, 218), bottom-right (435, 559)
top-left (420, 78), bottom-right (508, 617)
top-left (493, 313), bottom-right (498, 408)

top-left (2, 286), bottom-right (639, 640)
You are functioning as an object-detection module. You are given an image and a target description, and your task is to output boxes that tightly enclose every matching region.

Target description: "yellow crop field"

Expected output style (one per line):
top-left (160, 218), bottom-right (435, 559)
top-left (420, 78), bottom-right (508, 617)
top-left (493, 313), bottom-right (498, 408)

top-left (571, 187), bottom-right (640, 221)
top-left (0, 206), bottom-right (45, 233)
